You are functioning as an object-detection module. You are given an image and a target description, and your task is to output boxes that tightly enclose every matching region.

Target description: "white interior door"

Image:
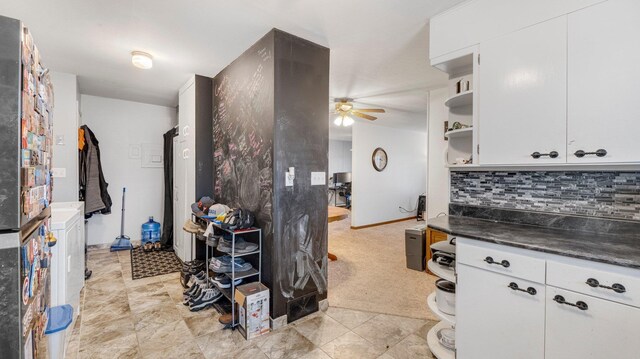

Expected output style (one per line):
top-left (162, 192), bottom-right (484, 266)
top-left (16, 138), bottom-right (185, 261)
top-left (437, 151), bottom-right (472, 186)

top-left (173, 138), bottom-right (185, 260)
top-left (567, 0), bottom-right (640, 163)
top-left (181, 142), bottom-right (193, 261)
top-left (478, 16), bottom-right (567, 165)
top-left (546, 286), bottom-right (640, 359)
top-left (456, 264), bottom-right (545, 359)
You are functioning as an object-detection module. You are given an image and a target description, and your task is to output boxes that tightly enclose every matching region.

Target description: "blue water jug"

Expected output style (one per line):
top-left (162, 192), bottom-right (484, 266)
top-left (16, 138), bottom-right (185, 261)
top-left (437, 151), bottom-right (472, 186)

top-left (141, 217), bottom-right (161, 244)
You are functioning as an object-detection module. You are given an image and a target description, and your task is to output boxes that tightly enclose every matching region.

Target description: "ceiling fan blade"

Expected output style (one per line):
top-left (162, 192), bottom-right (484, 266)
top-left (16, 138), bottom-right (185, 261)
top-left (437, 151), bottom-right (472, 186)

top-left (354, 108), bottom-right (386, 113)
top-left (352, 111), bottom-right (377, 121)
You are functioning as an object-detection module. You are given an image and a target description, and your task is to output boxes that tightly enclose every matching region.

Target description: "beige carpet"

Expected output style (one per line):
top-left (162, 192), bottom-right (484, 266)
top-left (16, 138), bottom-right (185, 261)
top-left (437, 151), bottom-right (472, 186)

top-left (327, 215), bottom-right (438, 320)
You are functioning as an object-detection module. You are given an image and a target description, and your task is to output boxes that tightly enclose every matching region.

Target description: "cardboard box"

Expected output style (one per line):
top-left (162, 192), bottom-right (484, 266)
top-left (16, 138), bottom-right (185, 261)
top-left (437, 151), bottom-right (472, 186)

top-left (234, 282), bottom-right (270, 340)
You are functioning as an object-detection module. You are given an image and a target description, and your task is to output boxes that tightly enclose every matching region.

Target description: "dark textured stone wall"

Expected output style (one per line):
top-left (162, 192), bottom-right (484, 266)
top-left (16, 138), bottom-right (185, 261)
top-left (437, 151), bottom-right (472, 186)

top-left (451, 171), bottom-right (640, 220)
top-left (272, 30), bottom-right (329, 319)
top-left (213, 29), bottom-right (329, 320)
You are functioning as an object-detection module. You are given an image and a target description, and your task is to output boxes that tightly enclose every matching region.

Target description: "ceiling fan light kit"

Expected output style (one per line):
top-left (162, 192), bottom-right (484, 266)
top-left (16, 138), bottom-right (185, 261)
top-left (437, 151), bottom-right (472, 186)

top-left (332, 98), bottom-right (386, 126)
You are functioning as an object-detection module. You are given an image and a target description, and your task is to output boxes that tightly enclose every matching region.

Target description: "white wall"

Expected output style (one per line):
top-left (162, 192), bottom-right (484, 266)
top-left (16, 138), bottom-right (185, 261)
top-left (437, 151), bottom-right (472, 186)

top-left (80, 95), bottom-right (176, 245)
top-left (426, 87), bottom-right (450, 218)
top-left (50, 72), bottom-right (79, 202)
top-left (328, 139), bottom-right (352, 183)
top-left (351, 122), bottom-right (427, 227)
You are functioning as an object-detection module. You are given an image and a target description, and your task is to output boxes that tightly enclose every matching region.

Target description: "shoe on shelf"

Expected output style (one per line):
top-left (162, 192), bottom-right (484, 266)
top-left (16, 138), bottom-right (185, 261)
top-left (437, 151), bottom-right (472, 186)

top-left (183, 220), bottom-right (203, 234)
top-left (217, 237), bottom-right (258, 254)
top-left (212, 275), bottom-right (243, 289)
top-left (189, 288), bottom-right (223, 312)
top-left (209, 257), bottom-right (253, 273)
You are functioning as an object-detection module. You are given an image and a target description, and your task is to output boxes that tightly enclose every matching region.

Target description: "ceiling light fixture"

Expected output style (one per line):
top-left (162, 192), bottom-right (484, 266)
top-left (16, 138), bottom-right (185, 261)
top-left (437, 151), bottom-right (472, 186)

top-left (131, 51), bottom-right (153, 69)
top-left (334, 115), bottom-right (355, 127)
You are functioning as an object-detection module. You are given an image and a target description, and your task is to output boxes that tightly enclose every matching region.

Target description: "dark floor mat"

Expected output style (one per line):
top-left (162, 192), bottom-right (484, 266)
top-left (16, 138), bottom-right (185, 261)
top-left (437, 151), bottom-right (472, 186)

top-left (130, 246), bottom-right (182, 280)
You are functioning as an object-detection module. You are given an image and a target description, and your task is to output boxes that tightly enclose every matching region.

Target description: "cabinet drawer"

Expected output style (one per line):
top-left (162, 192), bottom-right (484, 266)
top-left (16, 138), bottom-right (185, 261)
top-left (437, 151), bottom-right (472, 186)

top-left (457, 238), bottom-right (546, 283)
top-left (547, 259), bottom-right (640, 308)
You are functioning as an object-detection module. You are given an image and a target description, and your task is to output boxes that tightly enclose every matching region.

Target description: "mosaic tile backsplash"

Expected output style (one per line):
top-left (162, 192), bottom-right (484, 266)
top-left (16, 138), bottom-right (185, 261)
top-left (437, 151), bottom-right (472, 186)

top-left (450, 171), bottom-right (640, 221)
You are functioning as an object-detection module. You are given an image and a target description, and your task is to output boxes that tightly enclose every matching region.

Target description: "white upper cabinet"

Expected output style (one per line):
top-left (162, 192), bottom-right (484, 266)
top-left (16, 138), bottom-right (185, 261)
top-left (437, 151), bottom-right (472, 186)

top-left (567, 0), bottom-right (640, 163)
top-left (430, 0), bottom-right (604, 61)
top-left (478, 17), bottom-right (567, 165)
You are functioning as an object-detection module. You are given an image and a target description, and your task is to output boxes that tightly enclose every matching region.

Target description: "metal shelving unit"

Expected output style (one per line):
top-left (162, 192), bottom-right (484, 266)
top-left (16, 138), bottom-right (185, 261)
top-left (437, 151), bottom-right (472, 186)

top-left (202, 219), bottom-right (262, 328)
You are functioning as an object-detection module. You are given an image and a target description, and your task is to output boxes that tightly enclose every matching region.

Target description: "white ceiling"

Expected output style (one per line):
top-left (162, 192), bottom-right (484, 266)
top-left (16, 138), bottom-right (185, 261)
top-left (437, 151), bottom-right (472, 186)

top-left (1, 0), bottom-right (464, 138)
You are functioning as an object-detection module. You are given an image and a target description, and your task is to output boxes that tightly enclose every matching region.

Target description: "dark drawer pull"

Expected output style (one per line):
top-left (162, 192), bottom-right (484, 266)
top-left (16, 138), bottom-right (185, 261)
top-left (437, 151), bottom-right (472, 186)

top-left (508, 282), bottom-right (537, 295)
top-left (553, 295), bottom-right (588, 311)
top-left (574, 149), bottom-right (607, 158)
top-left (531, 151), bottom-right (559, 159)
top-left (484, 256), bottom-right (510, 268)
top-left (586, 278), bottom-right (626, 293)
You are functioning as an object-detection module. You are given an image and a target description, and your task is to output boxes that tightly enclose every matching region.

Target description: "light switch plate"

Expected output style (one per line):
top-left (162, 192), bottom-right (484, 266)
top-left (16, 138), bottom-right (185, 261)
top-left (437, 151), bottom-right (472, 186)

top-left (285, 172), bottom-right (294, 187)
top-left (55, 135), bottom-right (65, 145)
top-left (311, 172), bottom-right (326, 185)
top-left (51, 168), bottom-right (66, 178)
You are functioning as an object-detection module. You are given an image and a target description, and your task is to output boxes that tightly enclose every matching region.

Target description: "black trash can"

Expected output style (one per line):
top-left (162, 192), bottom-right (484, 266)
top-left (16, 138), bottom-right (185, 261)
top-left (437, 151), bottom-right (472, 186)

top-left (405, 226), bottom-right (426, 271)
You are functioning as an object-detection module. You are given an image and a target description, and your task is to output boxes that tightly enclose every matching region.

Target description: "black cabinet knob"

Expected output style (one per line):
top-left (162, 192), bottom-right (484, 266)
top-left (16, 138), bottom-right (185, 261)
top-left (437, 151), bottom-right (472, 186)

top-left (574, 149), bottom-right (607, 158)
top-left (531, 151), bottom-right (559, 159)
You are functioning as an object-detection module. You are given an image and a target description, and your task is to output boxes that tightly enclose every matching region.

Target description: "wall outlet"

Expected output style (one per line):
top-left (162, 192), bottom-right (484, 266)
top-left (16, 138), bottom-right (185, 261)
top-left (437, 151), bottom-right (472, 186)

top-left (311, 172), bottom-right (326, 185)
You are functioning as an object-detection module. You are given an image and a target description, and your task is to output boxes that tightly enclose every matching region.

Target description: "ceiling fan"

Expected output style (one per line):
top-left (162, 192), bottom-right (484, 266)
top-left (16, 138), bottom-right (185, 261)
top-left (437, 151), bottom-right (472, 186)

top-left (333, 98), bottom-right (386, 126)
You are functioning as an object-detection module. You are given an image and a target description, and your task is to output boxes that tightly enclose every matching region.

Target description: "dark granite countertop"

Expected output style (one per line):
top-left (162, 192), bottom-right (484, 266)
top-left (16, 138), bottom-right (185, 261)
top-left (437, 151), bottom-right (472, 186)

top-left (428, 215), bottom-right (640, 269)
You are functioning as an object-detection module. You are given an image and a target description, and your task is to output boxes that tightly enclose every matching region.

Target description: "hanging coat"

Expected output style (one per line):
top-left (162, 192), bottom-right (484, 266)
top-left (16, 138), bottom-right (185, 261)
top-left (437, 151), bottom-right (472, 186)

top-left (79, 125), bottom-right (112, 216)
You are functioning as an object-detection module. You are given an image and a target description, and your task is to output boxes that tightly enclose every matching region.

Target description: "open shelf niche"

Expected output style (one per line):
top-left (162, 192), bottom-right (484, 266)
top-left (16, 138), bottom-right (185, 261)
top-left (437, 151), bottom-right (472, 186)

top-left (432, 46), bottom-right (479, 168)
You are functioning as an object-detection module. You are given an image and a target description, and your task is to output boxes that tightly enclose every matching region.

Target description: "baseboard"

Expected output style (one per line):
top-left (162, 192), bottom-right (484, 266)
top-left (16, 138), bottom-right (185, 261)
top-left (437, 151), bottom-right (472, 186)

top-left (350, 216), bottom-right (416, 229)
top-left (88, 240), bottom-right (141, 250)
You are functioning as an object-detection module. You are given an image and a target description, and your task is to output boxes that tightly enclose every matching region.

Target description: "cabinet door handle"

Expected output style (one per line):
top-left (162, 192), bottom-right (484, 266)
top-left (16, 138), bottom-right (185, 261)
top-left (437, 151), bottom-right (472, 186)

top-left (508, 282), bottom-right (537, 295)
top-left (553, 295), bottom-right (588, 311)
top-left (484, 256), bottom-right (510, 268)
top-left (531, 151), bottom-right (559, 159)
top-left (574, 149), bottom-right (607, 158)
top-left (586, 278), bottom-right (626, 293)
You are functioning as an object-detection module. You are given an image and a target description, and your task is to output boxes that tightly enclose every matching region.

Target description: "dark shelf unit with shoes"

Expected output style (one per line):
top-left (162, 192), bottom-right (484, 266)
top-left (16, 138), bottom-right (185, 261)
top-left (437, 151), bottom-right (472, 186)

top-left (203, 220), bottom-right (262, 328)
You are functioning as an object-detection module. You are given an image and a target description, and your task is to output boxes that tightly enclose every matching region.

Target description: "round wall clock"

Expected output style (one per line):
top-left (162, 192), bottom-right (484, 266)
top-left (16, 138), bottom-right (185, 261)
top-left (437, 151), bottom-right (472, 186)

top-left (372, 147), bottom-right (388, 172)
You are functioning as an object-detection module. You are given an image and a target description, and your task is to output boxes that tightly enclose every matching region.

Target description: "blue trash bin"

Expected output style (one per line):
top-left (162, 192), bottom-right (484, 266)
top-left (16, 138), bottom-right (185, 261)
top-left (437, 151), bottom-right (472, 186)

top-left (45, 304), bottom-right (73, 359)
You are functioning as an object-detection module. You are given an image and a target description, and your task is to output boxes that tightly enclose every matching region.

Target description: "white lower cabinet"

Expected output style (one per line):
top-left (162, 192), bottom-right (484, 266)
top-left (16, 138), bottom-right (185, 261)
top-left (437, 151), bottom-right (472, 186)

top-left (457, 237), bottom-right (640, 358)
top-left (456, 263), bottom-right (545, 359)
top-left (545, 286), bottom-right (640, 359)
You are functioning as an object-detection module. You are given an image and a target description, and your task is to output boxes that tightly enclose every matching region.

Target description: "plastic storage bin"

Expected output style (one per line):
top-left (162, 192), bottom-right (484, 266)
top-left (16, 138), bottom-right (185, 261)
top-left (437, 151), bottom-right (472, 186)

top-left (141, 216), bottom-right (161, 245)
top-left (45, 304), bottom-right (73, 359)
top-left (405, 226), bottom-right (426, 271)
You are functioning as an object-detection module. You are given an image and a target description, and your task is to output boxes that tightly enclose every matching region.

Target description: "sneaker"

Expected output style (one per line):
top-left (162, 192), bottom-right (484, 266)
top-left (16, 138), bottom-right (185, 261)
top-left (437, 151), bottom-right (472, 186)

top-left (212, 275), bottom-right (243, 289)
top-left (183, 285), bottom-right (205, 306)
top-left (183, 282), bottom-right (198, 296)
top-left (217, 237), bottom-right (258, 254)
top-left (210, 255), bottom-right (232, 266)
top-left (210, 259), bottom-right (253, 273)
top-left (209, 257), bottom-right (249, 272)
top-left (189, 288), bottom-right (223, 311)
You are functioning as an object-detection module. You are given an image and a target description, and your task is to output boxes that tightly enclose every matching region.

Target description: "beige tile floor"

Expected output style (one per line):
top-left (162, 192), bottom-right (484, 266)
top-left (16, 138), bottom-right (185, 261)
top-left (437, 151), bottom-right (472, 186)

top-left (66, 219), bottom-right (440, 359)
